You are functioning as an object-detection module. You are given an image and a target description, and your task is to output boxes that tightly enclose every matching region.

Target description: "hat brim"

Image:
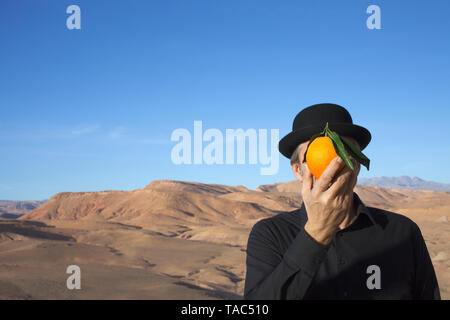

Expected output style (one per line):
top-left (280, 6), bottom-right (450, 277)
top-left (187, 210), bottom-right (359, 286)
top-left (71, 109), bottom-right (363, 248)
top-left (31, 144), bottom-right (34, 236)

top-left (278, 123), bottom-right (371, 159)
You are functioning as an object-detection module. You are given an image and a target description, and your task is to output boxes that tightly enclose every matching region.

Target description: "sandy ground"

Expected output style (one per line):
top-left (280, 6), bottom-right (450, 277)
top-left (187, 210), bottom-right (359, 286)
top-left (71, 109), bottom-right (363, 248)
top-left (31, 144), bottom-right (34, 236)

top-left (0, 219), bottom-right (243, 299)
top-left (0, 181), bottom-right (448, 299)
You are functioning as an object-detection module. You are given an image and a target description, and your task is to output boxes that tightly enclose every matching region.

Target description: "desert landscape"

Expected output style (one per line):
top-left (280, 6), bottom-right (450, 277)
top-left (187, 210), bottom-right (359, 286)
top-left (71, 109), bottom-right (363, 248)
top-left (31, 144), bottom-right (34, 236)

top-left (0, 179), bottom-right (449, 299)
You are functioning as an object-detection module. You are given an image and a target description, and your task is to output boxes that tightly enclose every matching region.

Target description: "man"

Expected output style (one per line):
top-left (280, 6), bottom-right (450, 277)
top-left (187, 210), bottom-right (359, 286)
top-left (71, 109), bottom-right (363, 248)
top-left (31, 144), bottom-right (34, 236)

top-left (243, 103), bottom-right (440, 299)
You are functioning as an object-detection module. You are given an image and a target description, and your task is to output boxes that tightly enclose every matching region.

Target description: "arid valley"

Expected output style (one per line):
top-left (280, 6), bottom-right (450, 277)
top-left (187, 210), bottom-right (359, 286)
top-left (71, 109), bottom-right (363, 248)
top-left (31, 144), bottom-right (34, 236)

top-left (1, 180), bottom-right (449, 299)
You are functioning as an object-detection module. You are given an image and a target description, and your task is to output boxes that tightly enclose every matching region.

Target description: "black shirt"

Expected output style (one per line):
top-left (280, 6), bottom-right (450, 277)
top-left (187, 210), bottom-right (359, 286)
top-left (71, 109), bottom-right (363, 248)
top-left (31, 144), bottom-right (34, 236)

top-left (244, 193), bottom-right (441, 299)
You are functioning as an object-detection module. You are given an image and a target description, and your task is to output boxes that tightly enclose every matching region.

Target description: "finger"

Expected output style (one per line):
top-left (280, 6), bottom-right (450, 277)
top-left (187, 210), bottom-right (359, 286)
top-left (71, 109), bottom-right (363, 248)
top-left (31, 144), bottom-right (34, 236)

top-left (326, 165), bottom-right (353, 197)
top-left (301, 163), bottom-right (313, 195)
top-left (338, 159), bottom-right (359, 196)
top-left (346, 159), bottom-right (358, 192)
top-left (315, 156), bottom-right (346, 192)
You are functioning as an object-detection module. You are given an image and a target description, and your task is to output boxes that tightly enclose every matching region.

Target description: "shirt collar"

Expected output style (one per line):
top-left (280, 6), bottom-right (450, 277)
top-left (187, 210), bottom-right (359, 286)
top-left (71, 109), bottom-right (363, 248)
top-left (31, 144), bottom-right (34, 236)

top-left (353, 192), bottom-right (380, 229)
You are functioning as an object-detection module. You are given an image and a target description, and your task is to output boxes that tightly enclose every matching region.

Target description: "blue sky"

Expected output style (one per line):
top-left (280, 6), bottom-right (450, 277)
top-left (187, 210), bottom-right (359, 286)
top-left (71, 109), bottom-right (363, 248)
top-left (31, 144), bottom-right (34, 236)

top-left (1, 0), bottom-right (449, 200)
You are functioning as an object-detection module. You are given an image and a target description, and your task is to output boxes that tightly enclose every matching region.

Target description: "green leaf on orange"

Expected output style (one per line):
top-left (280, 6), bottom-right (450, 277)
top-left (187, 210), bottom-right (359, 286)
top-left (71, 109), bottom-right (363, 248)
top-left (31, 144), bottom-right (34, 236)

top-left (326, 128), bottom-right (354, 171)
top-left (341, 136), bottom-right (370, 170)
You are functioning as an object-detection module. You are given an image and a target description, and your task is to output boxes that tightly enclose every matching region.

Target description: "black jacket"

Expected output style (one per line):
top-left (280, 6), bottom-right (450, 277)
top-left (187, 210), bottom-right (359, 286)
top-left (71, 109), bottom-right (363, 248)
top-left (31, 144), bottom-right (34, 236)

top-left (244, 193), bottom-right (440, 299)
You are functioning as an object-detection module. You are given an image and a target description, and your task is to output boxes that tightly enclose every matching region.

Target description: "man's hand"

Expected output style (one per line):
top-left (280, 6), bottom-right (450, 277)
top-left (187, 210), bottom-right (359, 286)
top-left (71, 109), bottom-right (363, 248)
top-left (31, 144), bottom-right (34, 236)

top-left (302, 156), bottom-right (357, 246)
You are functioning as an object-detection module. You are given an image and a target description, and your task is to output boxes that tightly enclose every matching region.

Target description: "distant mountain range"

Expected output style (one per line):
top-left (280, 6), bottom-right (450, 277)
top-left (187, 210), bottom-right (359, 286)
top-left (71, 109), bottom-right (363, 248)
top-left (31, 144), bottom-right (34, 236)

top-left (357, 176), bottom-right (450, 192)
top-left (0, 200), bottom-right (46, 219)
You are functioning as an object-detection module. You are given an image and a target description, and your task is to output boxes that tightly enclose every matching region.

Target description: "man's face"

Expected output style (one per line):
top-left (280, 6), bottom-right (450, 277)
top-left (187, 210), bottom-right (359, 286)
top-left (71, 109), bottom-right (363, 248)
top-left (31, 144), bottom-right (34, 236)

top-left (292, 136), bottom-right (361, 188)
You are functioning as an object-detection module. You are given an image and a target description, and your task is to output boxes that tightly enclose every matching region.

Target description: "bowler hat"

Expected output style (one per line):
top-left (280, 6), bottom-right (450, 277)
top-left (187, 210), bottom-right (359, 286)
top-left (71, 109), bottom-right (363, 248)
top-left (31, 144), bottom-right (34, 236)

top-left (278, 103), bottom-right (371, 159)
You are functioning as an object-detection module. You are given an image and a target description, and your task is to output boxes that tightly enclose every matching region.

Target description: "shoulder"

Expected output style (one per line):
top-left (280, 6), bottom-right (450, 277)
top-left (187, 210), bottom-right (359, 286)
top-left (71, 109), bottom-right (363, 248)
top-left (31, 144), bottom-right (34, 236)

top-left (247, 208), bottom-right (302, 246)
top-left (367, 206), bottom-right (422, 236)
top-left (252, 208), bottom-right (301, 231)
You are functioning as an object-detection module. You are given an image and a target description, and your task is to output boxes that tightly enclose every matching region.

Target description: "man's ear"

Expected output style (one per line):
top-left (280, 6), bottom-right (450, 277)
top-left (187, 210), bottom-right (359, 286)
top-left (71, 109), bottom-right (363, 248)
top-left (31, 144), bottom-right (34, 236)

top-left (291, 162), bottom-right (303, 182)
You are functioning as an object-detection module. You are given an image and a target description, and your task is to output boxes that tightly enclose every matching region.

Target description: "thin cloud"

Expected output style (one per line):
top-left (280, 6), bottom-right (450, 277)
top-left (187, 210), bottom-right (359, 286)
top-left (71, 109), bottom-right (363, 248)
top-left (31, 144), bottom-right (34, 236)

top-left (109, 126), bottom-right (126, 139)
top-left (133, 138), bottom-right (171, 145)
top-left (71, 125), bottom-right (100, 136)
top-left (106, 126), bottom-right (170, 144)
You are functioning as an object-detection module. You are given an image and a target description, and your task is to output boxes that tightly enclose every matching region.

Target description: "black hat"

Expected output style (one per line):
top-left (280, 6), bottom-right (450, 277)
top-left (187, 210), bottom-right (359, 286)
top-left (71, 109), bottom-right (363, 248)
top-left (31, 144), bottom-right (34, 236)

top-left (278, 103), bottom-right (371, 159)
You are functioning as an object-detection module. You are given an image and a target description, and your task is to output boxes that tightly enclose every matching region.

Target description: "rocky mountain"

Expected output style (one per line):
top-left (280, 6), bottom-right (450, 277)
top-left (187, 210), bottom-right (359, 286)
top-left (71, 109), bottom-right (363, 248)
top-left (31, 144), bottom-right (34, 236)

top-left (19, 180), bottom-right (303, 246)
top-left (358, 176), bottom-right (450, 192)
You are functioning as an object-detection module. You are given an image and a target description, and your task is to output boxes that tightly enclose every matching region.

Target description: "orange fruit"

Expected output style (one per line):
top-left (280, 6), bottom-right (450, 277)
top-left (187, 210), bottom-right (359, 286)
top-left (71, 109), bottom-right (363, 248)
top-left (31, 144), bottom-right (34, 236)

top-left (305, 136), bottom-right (338, 179)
